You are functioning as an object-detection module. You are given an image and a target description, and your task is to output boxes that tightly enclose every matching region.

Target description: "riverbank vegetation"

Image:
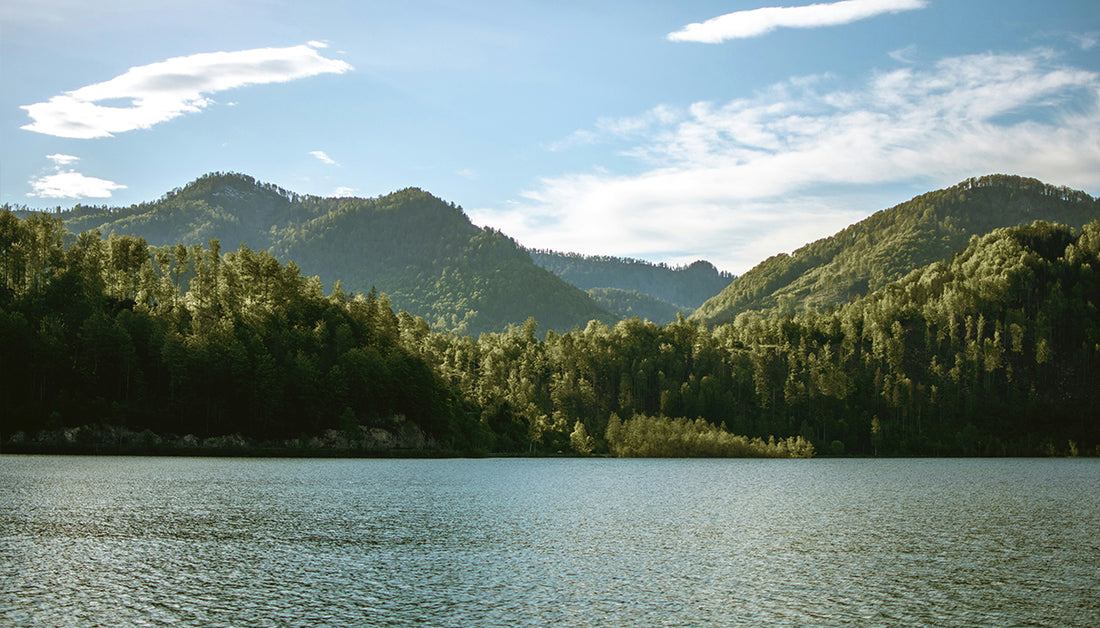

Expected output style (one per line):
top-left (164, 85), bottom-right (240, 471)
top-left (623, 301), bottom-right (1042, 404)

top-left (2, 206), bottom-right (1098, 457)
top-left (0, 210), bottom-right (482, 452)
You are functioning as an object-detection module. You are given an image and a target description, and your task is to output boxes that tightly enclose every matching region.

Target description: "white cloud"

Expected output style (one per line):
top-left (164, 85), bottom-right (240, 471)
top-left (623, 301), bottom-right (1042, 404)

top-left (473, 49), bottom-right (1100, 274)
top-left (547, 129), bottom-right (598, 152)
top-left (29, 171), bottom-right (127, 199)
top-left (29, 153), bottom-right (126, 199)
top-left (332, 186), bottom-right (358, 197)
top-left (46, 153), bottom-right (80, 166)
top-left (888, 44), bottom-right (918, 64)
top-left (668, 0), bottom-right (928, 43)
top-left (21, 44), bottom-right (353, 139)
top-left (1069, 32), bottom-right (1098, 51)
top-left (310, 150), bottom-right (338, 165)
top-left (547, 106), bottom-right (680, 152)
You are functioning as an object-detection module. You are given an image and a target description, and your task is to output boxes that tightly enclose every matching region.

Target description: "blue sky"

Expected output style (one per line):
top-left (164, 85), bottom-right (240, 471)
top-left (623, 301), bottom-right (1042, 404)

top-left (3, 0), bottom-right (1099, 273)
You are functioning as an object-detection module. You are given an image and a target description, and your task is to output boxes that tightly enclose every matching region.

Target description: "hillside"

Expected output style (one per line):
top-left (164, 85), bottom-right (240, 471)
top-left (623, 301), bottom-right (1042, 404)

top-left (267, 189), bottom-right (610, 335)
top-left (691, 175), bottom-right (1100, 326)
top-left (52, 173), bottom-right (610, 335)
top-left (403, 218), bottom-right (1100, 456)
top-left (586, 287), bottom-right (687, 323)
top-left (5, 195), bottom-right (1098, 457)
top-left (60, 173), bottom-right (314, 250)
top-left (530, 251), bottom-right (733, 315)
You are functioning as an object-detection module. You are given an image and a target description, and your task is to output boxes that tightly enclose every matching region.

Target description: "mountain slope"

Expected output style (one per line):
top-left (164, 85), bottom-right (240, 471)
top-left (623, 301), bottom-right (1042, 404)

top-left (529, 251), bottom-right (734, 315)
top-left (691, 175), bottom-right (1100, 326)
top-left (586, 287), bottom-right (687, 323)
top-left (62, 173), bottom-right (314, 250)
top-left (269, 188), bottom-right (610, 334)
top-left (56, 173), bottom-right (610, 335)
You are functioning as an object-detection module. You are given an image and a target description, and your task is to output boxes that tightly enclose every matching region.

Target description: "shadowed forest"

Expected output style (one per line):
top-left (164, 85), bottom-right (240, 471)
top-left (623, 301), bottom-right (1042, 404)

top-left (2, 175), bottom-right (1098, 457)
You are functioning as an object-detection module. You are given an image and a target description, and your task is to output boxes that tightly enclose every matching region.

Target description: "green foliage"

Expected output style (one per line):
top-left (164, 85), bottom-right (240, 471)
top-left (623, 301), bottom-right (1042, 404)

top-left (586, 287), bottom-right (689, 323)
top-left (51, 174), bottom-right (610, 336)
top-left (530, 252), bottom-right (733, 310)
top-left (0, 210), bottom-right (463, 448)
top-left (693, 175), bottom-right (1100, 325)
top-left (606, 413), bottom-right (814, 458)
top-left (569, 420), bottom-right (595, 455)
top-left (401, 219), bottom-right (1100, 457)
top-left (6, 176), bottom-right (1099, 459)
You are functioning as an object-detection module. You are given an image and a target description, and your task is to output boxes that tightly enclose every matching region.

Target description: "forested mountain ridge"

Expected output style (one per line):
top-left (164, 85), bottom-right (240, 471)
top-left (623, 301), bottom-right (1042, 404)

top-left (3, 206), bottom-right (1098, 456)
top-left (529, 251), bottom-right (734, 320)
top-left (267, 188), bottom-right (611, 335)
top-left (691, 175), bottom-right (1100, 326)
top-left (403, 218), bottom-right (1100, 456)
top-left (585, 287), bottom-right (686, 324)
top-left (59, 173), bottom-right (312, 251)
top-left (39, 173), bottom-right (610, 335)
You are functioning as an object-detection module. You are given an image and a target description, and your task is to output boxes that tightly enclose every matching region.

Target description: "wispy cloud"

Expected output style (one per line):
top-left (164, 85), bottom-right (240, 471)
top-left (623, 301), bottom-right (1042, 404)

top-left (46, 153), bottom-right (80, 166)
top-left (547, 106), bottom-right (680, 152)
top-left (21, 43), bottom-right (352, 139)
top-left (668, 0), bottom-right (928, 43)
top-left (310, 150), bottom-right (338, 165)
top-left (1069, 32), bottom-right (1098, 51)
top-left (888, 44), bottom-right (918, 64)
top-left (29, 155), bottom-right (126, 199)
top-left (472, 49), bottom-right (1100, 274)
top-left (332, 186), bottom-right (358, 197)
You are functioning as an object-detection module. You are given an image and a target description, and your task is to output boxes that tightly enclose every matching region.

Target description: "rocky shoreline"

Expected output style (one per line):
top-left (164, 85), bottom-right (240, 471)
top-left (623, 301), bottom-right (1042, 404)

top-left (2, 422), bottom-right (443, 457)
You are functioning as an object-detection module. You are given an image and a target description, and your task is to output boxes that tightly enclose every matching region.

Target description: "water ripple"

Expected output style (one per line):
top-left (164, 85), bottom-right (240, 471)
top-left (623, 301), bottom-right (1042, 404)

top-left (2, 456), bottom-right (1098, 627)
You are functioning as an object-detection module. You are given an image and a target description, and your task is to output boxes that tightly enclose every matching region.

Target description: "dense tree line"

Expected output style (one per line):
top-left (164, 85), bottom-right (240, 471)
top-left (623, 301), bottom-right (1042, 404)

top-left (529, 251), bottom-right (734, 312)
top-left (401, 220), bottom-right (1100, 456)
top-left (0, 210), bottom-right (477, 450)
top-left (585, 287), bottom-right (687, 323)
top-left (3, 208), bottom-right (1096, 458)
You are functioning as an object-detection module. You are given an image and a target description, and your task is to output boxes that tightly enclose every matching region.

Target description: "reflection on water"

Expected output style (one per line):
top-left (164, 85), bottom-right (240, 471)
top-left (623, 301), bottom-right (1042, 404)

top-left (2, 457), bottom-right (1098, 626)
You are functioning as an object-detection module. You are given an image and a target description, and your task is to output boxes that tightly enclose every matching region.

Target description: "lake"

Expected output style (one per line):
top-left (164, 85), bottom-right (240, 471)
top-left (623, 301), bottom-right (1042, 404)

top-left (1, 456), bottom-right (1097, 627)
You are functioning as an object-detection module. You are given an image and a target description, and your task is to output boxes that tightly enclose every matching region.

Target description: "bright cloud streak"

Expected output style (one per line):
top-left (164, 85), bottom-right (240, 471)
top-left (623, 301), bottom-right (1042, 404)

top-left (46, 153), bottom-right (80, 166)
top-left (473, 49), bottom-right (1100, 274)
top-left (29, 171), bottom-right (127, 199)
top-left (310, 150), bottom-right (338, 165)
top-left (21, 43), bottom-right (352, 139)
top-left (668, 0), bottom-right (928, 43)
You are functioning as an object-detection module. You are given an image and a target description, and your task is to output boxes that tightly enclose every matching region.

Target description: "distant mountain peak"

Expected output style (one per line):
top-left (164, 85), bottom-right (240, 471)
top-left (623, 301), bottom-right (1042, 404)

top-left (528, 249), bottom-right (735, 316)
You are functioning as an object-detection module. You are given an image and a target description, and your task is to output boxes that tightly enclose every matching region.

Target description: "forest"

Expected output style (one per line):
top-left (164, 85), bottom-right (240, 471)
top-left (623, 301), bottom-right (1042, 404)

top-left (528, 251), bottom-right (734, 322)
top-left (34, 173), bottom-right (613, 336)
top-left (693, 175), bottom-right (1100, 325)
top-left (403, 222), bottom-right (1099, 458)
top-left (2, 176), bottom-right (1098, 457)
top-left (0, 211), bottom-right (478, 453)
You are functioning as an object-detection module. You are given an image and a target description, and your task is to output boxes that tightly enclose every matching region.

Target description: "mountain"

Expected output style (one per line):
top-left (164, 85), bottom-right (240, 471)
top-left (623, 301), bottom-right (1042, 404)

top-left (6, 179), bottom-right (1098, 456)
top-left (61, 173), bottom-right (308, 250)
top-left (691, 175), bottom-right (1100, 326)
top-left (528, 251), bottom-right (734, 321)
top-left (55, 173), bottom-right (610, 335)
top-left (406, 218), bottom-right (1100, 456)
top-left (266, 188), bottom-right (610, 335)
top-left (585, 287), bottom-right (686, 323)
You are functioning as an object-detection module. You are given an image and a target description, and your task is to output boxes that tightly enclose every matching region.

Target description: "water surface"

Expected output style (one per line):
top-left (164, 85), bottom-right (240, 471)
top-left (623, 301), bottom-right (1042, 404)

top-left (2, 456), bottom-right (1097, 626)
